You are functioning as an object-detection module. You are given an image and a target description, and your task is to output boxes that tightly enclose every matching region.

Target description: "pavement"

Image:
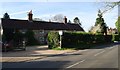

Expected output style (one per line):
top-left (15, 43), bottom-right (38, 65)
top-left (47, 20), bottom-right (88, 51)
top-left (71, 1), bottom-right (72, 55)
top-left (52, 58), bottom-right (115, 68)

top-left (2, 45), bottom-right (76, 62)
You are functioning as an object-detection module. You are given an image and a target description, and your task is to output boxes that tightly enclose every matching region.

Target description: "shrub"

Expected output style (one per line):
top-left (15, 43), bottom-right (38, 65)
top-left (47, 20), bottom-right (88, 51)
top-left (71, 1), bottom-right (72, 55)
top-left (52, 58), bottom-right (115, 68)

top-left (25, 30), bottom-right (40, 46)
top-left (47, 31), bottom-right (60, 49)
top-left (112, 34), bottom-right (120, 41)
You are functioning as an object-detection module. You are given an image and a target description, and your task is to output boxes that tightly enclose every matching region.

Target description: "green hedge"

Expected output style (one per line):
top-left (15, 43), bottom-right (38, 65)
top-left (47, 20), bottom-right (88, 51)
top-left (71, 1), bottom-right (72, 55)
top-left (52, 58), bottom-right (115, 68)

top-left (62, 32), bottom-right (113, 49)
top-left (112, 34), bottom-right (120, 41)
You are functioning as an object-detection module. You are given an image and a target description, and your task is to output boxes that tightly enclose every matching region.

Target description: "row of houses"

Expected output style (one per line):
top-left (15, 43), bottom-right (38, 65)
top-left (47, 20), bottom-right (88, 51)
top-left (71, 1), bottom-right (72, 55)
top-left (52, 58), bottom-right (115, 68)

top-left (2, 11), bottom-right (84, 44)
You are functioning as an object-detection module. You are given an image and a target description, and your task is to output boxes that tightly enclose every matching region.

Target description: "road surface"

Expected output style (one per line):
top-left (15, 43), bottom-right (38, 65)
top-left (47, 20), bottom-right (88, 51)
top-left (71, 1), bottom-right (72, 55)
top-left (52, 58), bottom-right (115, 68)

top-left (2, 44), bottom-right (119, 70)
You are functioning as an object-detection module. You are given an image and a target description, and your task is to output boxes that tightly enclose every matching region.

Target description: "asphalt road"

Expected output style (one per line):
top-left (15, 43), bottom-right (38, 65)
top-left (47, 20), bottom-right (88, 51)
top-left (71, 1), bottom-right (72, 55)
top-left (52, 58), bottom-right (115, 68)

top-left (2, 44), bottom-right (119, 70)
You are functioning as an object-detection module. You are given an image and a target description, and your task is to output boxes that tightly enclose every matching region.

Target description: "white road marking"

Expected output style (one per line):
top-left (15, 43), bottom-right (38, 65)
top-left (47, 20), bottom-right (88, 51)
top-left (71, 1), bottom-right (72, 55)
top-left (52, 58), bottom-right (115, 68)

top-left (94, 50), bottom-right (105, 56)
top-left (66, 60), bottom-right (85, 68)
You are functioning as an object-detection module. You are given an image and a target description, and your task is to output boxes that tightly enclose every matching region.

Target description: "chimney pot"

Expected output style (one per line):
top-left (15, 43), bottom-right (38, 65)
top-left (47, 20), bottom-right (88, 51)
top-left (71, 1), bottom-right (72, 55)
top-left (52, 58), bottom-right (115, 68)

top-left (28, 10), bottom-right (33, 21)
top-left (64, 16), bottom-right (67, 23)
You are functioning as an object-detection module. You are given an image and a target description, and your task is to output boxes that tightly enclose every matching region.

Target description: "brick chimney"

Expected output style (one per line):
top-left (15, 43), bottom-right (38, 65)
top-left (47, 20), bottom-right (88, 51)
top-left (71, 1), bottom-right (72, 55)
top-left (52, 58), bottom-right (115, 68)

top-left (28, 10), bottom-right (33, 21)
top-left (64, 16), bottom-right (67, 23)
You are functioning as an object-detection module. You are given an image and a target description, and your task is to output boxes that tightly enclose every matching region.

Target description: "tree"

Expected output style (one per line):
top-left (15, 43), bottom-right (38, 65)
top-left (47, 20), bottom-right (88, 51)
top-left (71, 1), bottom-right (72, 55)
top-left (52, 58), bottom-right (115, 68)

top-left (47, 31), bottom-right (60, 49)
top-left (68, 20), bottom-right (71, 23)
top-left (90, 10), bottom-right (107, 35)
top-left (2, 13), bottom-right (14, 42)
top-left (3, 13), bottom-right (10, 19)
top-left (99, 2), bottom-right (120, 14)
top-left (96, 10), bottom-right (107, 35)
top-left (52, 14), bottom-right (64, 23)
top-left (95, 10), bottom-right (104, 26)
top-left (25, 30), bottom-right (39, 46)
top-left (101, 22), bottom-right (108, 35)
top-left (34, 18), bottom-right (43, 21)
top-left (73, 17), bottom-right (81, 25)
top-left (101, 2), bottom-right (120, 35)
top-left (115, 16), bottom-right (120, 34)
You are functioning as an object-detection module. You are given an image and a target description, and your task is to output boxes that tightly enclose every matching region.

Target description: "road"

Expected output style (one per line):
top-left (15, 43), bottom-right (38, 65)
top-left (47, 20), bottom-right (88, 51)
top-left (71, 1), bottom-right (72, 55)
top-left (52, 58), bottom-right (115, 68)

top-left (2, 44), bottom-right (119, 70)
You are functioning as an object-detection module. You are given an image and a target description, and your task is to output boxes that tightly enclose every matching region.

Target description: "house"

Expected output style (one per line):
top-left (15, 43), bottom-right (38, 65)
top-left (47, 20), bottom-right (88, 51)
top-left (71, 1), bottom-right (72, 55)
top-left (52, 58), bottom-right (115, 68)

top-left (107, 27), bottom-right (118, 35)
top-left (1, 11), bottom-right (84, 44)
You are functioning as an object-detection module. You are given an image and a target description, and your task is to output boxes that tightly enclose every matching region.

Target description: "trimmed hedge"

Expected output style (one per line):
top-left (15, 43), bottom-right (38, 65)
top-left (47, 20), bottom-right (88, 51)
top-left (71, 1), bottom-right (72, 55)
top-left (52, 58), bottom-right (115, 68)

top-left (62, 32), bottom-right (113, 49)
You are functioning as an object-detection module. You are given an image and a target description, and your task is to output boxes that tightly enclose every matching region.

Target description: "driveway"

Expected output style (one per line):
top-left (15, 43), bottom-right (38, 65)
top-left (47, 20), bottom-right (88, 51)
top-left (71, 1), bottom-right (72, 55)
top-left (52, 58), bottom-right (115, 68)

top-left (2, 45), bottom-right (76, 62)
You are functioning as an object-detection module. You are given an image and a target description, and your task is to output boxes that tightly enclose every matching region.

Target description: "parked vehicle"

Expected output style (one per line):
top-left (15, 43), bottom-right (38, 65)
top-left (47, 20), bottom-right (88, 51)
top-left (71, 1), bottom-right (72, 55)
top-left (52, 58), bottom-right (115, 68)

top-left (2, 41), bottom-right (14, 52)
top-left (2, 39), bottom-right (26, 52)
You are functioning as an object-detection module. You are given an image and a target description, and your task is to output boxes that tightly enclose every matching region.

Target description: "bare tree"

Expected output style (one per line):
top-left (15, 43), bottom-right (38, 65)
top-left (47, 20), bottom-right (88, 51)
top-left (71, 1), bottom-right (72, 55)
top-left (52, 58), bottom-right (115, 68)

top-left (52, 14), bottom-right (64, 23)
top-left (34, 18), bottom-right (43, 21)
top-left (100, 1), bottom-right (120, 14)
top-left (102, 1), bottom-right (120, 34)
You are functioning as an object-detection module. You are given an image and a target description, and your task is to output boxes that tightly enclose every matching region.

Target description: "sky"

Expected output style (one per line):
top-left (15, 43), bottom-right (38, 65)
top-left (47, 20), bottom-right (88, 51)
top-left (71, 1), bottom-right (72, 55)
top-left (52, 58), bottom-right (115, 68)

top-left (0, 1), bottom-right (118, 32)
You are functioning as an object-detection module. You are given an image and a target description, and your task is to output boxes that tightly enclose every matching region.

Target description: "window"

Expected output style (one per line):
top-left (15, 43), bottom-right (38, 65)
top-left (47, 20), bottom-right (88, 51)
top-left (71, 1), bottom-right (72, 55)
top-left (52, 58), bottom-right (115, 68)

top-left (39, 37), bottom-right (44, 42)
top-left (39, 30), bottom-right (44, 34)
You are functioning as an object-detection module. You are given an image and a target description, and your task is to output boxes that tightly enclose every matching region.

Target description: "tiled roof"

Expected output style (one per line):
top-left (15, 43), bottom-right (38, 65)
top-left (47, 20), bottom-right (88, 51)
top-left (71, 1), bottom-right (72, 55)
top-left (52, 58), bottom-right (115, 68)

top-left (1, 18), bottom-right (84, 31)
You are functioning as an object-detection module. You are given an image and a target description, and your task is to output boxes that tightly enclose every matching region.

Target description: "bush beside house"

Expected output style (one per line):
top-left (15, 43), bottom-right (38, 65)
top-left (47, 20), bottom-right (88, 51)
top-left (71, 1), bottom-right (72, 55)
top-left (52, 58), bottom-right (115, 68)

top-left (47, 31), bottom-right (60, 49)
top-left (25, 30), bottom-right (40, 46)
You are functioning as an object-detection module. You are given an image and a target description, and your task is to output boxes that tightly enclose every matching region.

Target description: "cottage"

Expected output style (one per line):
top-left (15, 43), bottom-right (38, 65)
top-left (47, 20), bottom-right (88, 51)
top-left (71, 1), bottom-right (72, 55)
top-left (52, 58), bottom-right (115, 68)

top-left (1, 11), bottom-right (84, 44)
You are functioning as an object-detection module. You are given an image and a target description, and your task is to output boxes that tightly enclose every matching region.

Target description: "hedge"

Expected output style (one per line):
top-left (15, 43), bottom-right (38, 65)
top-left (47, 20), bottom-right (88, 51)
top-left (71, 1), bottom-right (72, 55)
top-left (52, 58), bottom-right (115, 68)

top-left (112, 34), bottom-right (120, 41)
top-left (62, 32), bottom-right (113, 49)
top-left (47, 31), bottom-right (119, 49)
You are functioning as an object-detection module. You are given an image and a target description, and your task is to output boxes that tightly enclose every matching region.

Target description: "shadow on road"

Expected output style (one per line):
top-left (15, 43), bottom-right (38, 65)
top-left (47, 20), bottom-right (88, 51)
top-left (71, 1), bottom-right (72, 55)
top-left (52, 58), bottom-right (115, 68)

top-left (2, 61), bottom-right (70, 69)
top-left (89, 42), bottom-right (120, 49)
top-left (2, 61), bottom-right (119, 70)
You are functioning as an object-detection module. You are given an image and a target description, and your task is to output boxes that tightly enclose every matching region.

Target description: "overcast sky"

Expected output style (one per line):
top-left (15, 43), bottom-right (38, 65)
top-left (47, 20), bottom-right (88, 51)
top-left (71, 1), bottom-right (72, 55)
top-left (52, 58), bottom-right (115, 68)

top-left (0, 1), bottom-right (118, 32)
